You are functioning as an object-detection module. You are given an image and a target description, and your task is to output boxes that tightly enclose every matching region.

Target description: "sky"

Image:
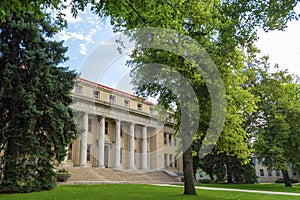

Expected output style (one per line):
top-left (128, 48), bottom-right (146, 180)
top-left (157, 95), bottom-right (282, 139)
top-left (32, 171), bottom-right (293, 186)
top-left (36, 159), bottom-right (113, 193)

top-left (55, 5), bottom-right (300, 94)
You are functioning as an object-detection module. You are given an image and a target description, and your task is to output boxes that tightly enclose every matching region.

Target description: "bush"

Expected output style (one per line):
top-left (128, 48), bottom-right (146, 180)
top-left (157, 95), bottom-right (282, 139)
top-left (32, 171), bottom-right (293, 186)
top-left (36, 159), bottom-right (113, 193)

top-left (275, 178), bottom-right (299, 183)
top-left (198, 179), bottom-right (211, 184)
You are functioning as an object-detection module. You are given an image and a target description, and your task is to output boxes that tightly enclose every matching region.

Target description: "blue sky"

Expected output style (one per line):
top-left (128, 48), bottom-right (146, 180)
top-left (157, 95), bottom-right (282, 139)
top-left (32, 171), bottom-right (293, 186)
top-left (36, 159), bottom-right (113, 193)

top-left (55, 5), bottom-right (300, 94)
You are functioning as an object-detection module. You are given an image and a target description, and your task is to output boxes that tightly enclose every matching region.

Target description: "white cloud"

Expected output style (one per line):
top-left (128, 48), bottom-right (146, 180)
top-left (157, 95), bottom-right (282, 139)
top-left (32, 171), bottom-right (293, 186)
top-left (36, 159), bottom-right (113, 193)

top-left (85, 28), bottom-right (97, 43)
top-left (55, 30), bottom-right (85, 41)
top-left (79, 43), bottom-right (87, 55)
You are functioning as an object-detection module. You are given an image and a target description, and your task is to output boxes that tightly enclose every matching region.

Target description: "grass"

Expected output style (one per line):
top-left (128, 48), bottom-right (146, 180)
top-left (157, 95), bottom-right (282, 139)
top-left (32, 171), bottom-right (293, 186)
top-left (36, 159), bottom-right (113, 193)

top-left (195, 183), bottom-right (300, 193)
top-left (1, 184), bottom-right (300, 200)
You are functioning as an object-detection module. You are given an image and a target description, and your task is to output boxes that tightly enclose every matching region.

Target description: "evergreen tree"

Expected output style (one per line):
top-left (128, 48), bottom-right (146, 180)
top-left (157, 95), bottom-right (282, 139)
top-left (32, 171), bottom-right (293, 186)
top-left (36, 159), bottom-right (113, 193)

top-left (197, 146), bottom-right (257, 184)
top-left (0, 12), bottom-right (78, 193)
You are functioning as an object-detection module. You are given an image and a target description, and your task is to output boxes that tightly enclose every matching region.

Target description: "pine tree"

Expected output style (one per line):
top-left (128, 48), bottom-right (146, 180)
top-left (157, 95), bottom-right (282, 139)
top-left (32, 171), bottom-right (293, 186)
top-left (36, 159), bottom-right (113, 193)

top-left (0, 12), bottom-right (78, 193)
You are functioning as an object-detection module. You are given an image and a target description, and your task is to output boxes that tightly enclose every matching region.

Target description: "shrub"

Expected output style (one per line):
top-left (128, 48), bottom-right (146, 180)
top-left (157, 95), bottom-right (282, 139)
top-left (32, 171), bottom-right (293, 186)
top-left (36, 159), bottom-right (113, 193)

top-left (198, 179), bottom-right (211, 184)
top-left (275, 178), bottom-right (299, 183)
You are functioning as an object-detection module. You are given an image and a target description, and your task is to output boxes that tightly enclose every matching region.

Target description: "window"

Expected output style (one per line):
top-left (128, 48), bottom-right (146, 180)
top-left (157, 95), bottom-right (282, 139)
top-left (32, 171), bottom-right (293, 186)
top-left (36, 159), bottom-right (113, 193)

top-left (293, 171), bottom-right (297, 176)
top-left (169, 155), bottom-right (173, 167)
top-left (268, 170), bottom-right (272, 176)
top-left (110, 95), bottom-right (116, 104)
top-left (124, 99), bottom-right (130, 107)
top-left (164, 134), bottom-right (167, 145)
top-left (174, 138), bottom-right (177, 146)
top-left (137, 103), bottom-right (143, 111)
top-left (88, 118), bottom-right (92, 132)
top-left (276, 169), bottom-right (281, 176)
top-left (120, 125), bottom-right (123, 137)
top-left (260, 169), bottom-right (264, 176)
top-left (167, 115), bottom-right (172, 122)
top-left (174, 156), bottom-right (178, 168)
top-left (169, 134), bottom-right (172, 145)
top-left (75, 85), bottom-right (83, 93)
top-left (105, 122), bottom-right (109, 135)
top-left (87, 144), bottom-right (91, 161)
top-left (93, 90), bottom-right (100, 99)
top-left (164, 154), bottom-right (168, 167)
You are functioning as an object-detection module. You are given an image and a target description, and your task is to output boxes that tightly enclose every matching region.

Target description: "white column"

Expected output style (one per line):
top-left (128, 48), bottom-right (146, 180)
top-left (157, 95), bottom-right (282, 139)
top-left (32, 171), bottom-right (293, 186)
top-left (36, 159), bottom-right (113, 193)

top-left (114, 120), bottom-right (121, 169)
top-left (80, 113), bottom-right (88, 166)
top-left (129, 123), bottom-right (135, 169)
top-left (98, 116), bottom-right (105, 168)
top-left (142, 126), bottom-right (148, 170)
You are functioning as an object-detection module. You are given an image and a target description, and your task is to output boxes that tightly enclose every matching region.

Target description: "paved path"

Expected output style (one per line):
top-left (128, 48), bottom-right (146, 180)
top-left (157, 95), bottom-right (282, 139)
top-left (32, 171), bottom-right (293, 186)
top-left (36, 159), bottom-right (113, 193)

top-left (153, 184), bottom-right (300, 196)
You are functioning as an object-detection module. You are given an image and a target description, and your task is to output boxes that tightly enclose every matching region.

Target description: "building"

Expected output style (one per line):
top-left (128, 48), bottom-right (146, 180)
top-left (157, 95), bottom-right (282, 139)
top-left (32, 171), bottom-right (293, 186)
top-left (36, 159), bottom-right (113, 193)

top-left (196, 158), bottom-right (299, 183)
top-left (61, 78), bottom-right (183, 173)
top-left (253, 158), bottom-right (299, 183)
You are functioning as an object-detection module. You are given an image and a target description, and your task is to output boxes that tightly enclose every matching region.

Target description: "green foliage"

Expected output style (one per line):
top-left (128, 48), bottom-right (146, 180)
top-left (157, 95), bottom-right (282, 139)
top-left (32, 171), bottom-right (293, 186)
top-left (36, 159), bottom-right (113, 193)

top-left (0, 0), bottom-right (87, 29)
top-left (89, 0), bottom-right (299, 195)
top-left (0, 11), bottom-right (78, 193)
top-left (245, 57), bottom-right (300, 186)
top-left (198, 147), bottom-right (257, 184)
top-left (197, 179), bottom-right (211, 184)
top-left (56, 168), bottom-right (71, 174)
top-left (275, 178), bottom-right (299, 184)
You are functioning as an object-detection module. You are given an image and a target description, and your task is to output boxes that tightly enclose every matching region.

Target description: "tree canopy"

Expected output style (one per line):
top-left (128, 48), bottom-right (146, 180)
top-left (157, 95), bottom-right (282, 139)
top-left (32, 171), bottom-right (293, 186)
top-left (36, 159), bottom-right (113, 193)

top-left (245, 57), bottom-right (300, 187)
top-left (89, 0), bottom-right (300, 194)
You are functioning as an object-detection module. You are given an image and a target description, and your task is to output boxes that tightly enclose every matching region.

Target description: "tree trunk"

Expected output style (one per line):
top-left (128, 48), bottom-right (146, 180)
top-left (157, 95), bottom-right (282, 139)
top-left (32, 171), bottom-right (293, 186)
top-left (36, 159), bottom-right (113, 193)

top-left (181, 97), bottom-right (197, 195)
top-left (179, 66), bottom-right (197, 195)
top-left (209, 173), bottom-right (214, 182)
top-left (282, 169), bottom-right (292, 187)
top-left (183, 145), bottom-right (197, 195)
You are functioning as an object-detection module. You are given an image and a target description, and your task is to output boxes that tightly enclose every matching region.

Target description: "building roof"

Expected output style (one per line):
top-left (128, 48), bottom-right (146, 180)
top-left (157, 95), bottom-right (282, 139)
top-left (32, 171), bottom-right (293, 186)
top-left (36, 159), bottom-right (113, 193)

top-left (76, 77), bottom-right (155, 106)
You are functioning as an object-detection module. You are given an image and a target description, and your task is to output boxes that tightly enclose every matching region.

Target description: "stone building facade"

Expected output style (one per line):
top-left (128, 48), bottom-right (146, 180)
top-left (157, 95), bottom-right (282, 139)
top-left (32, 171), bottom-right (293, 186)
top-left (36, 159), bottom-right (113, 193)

top-left (62, 78), bottom-right (183, 173)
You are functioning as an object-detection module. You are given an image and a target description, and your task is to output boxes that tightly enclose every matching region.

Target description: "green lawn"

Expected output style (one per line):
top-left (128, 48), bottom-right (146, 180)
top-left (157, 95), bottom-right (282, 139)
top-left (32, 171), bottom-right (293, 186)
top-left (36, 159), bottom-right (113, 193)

top-left (196, 183), bottom-right (300, 193)
top-left (1, 184), bottom-right (300, 200)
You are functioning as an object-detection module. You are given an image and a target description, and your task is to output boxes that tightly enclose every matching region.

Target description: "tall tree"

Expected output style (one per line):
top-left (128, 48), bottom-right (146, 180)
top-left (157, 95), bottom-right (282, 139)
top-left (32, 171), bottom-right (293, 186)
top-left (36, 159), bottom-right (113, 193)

top-left (246, 58), bottom-right (300, 187)
top-left (89, 0), bottom-right (299, 194)
top-left (197, 147), bottom-right (257, 184)
top-left (0, 11), bottom-right (78, 193)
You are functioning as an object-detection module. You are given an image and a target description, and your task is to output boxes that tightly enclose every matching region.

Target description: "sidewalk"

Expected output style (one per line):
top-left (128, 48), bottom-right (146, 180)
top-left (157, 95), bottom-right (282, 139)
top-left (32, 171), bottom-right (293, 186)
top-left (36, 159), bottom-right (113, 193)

top-left (153, 184), bottom-right (300, 196)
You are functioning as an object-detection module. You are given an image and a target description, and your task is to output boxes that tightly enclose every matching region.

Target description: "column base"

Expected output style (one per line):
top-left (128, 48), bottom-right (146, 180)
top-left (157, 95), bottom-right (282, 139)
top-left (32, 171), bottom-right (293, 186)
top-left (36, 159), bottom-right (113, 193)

top-left (129, 166), bottom-right (137, 170)
top-left (114, 166), bottom-right (123, 170)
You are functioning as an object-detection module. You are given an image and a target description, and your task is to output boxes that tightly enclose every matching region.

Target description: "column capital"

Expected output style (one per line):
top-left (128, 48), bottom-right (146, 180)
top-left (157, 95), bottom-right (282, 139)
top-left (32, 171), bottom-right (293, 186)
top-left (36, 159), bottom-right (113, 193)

top-left (114, 119), bottom-right (121, 123)
top-left (97, 115), bottom-right (106, 121)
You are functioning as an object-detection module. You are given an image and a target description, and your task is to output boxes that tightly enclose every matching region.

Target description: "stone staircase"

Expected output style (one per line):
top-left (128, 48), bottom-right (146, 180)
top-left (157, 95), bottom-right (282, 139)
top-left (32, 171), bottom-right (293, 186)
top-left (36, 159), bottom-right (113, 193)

top-left (58, 167), bottom-right (182, 184)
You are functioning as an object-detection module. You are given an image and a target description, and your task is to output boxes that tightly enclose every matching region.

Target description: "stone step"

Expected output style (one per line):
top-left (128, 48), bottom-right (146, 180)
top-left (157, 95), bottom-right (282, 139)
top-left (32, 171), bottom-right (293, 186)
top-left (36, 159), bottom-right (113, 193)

top-left (57, 167), bottom-right (181, 183)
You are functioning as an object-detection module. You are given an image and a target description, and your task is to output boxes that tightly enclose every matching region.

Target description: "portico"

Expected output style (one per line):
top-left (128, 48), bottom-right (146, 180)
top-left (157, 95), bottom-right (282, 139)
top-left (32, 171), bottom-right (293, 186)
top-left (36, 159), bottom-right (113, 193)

top-left (72, 112), bottom-right (154, 170)
top-left (63, 78), bottom-right (182, 173)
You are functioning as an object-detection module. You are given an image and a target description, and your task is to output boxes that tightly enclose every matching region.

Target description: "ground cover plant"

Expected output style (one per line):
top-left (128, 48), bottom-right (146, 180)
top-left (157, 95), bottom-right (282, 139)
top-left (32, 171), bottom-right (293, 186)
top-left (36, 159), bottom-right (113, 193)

top-left (1, 184), bottom-right (300, 200)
